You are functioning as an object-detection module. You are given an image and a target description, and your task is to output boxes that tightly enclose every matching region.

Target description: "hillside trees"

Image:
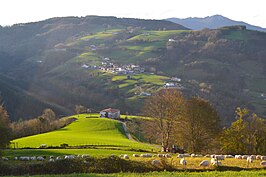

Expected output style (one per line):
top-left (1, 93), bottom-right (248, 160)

top-left (142, 90), bottom-right (221, 153)
top-left (142, 89), bottom-right (186, 150)
top-left (11, 108), bottom-right (76, 139)
top-left (75, 105), bottom-right (88, 117)
top-left (0, 104), bottom-right (12, 155)
top-left (179, 97), bottom-right (221, 153)
top-left (220, 107), bottom-right (266, 154)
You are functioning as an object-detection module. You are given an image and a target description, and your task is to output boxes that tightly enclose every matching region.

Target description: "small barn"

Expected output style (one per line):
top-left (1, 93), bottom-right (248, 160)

top-left (100, 108), bottom-right (120, 119)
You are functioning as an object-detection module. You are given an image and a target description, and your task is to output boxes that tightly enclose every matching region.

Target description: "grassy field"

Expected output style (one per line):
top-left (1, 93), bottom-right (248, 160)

top-left (3, 170), bottom-right (266, 177)
top-left (128, 30), bottom-right (188, 42)
top-left (10, 114), bottom-right (153, 150)
top-left (112, 74), bottom-right (169, 88)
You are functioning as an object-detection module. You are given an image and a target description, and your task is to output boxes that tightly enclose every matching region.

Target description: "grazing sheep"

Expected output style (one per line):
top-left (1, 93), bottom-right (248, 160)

top-left (180, 158), bottom-right (187, 166)
top-left (256, 155), bottom-right (262, 160)
top-left (2, 157), bottom-right (8, 161)
top-left (82, 154), bottom-right (89, 158)
top-left (182, 154), bottom-right (190, 157)
top-left (225, 155), bottom-right (234, 158)
top-left (151, 159), bottom-right (160, 166)
top-left (56, 156), bottom-right (61, 160)
top-left (210, 154), bottom-right (216, 158)
top-left (260, 161), bottom-right (266, 166)
top-left (247, 156), bottom-right (253, 163)
top-left (64, 155), bottom-right (75, 160)
top-left (30, 156), bottom-right (36, 161)
top-left (14, 157), bottom-right (18, 160)
top-left (250, 155), bottom-right (256, 159)
top-left (235, 155), bottom-right (242, 159)
top-left (211, 158), bottom-right (217, 164)
top-left (191, 153), bottom-right (196, 157)
top-left (133, 154), bottom-right (139, 157)
top-left (158, 154), bottom-right (163, 158)
top-left (19, 156), bottom-right (30, 161)
top-left (37, 156), bottom-right (45, 161)
top-left (177, 154), bottom-right (183, 158)
top-left (123, 154), bottom-right (129, 159)
top-left (261, 156), bottom-right (266, 160)
top-left (164, 154), bottom-right (171, 158)
top-left (242, 155), bottom-right (249, 159)
top-left (199, 160), bottom-right (209, 167)
top-left (215, 155), bottom-right (224, 160)
top-left (140, 153), bottom-right (152, 158)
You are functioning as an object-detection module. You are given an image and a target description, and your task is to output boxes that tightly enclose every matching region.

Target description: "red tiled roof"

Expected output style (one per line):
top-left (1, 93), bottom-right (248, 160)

top-left (101, 108), bottom-right (120, 113)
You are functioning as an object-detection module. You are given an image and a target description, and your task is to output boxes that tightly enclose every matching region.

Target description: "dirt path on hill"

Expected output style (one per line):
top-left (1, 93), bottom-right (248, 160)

top-left (121, 122), bottom-right (134, 141)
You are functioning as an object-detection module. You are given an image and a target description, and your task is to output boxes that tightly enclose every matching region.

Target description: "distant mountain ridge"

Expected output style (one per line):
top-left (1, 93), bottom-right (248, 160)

top-left (166, 15), bottom-right (266, 32)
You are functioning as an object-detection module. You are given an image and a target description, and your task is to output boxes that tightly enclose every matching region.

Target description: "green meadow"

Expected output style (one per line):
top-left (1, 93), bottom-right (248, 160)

top-left (11, 114), bottom-right (153, 151)
top-left (4, 170), bottom-right (266, 177)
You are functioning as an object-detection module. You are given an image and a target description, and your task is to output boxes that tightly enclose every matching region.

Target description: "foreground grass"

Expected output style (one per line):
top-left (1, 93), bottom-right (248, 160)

top-left (5, 170), bottom-right (266, 177)
top-left (11, 114), bottom-right (153, 150)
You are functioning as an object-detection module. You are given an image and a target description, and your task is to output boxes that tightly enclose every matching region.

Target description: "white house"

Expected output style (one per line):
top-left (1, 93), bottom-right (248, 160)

top-left (100, 108), bottom-right (120, 119)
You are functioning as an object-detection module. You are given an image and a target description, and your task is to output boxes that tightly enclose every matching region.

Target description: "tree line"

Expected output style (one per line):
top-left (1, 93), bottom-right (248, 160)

top-left (141, 89), bottom-right (266, 154)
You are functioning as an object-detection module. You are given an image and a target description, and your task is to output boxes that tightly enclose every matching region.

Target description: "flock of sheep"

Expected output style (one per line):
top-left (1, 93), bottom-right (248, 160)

top-left (119, 153), bottom-right (266, 167)
top-left (1, 154), bottom-right (89, 162)
top-left (1, 153), bottom-right (266, 167)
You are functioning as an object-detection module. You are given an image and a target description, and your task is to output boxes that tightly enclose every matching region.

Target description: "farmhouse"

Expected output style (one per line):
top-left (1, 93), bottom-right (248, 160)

top-left (100, 108), bottom-right (120, 119)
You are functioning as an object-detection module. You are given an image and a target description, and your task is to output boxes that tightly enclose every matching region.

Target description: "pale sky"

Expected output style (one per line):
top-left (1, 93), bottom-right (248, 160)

top-left (1, 0), bottom-right (266, 28)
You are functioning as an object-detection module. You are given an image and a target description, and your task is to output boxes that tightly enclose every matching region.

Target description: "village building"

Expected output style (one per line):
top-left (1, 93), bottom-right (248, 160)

top-left (100, 108), bottom-right (120, 119)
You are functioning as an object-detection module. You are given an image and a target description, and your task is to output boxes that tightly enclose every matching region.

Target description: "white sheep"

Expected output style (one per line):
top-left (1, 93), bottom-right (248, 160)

top-left (123, 154), bottom-right (129, 159)
top-left (210, 154), bottom-right (216, 158)
top-left (37, 156), bottom-right (45, 161)
top-left (2, 157), bottom-right (8, 161)
top-left (177, 154), bottom-right (183, 158)
top-left (132, 154), bottom-right (139, 157)
top-left (215, 155), bottom-right (224, 160)
top-left (19, 156), bottom-right (30, 161)
top-left (183, 154), bottom-right (190, 157)
top-left (247, 156), bottom-right (253, 163)
top-left (242, 155), bottom-right (249, 159)
top-left (82, 154), bottom-right (89, 158)
top-left (164, 154), bottom-right (171, 158)
top-left (30, 156), bottom-right (36, 161)
top-left (261, 156), bottom-right (266, 160)
top-left (256, 155), bottom-right (262, 160)
top-left (199, 160), bottom-right (209, 167)
top-left (157, 154), bottom-right (163, 158)
top-left (180, 158), bottom-right (187, 166)
top-left (191, 153), bottom-right (196, 157)
top-left (235, 155), bottom-right (242, 159)
top-left (140, 153), bottom-right (152, 158)
top-left (56, 156), bottom-right (61, 160)
top-left (250, 155), bottom-right (256, 159)
top-left (260, 161), bottom-right (266, 166)
top-left (225, 155), bottom-right (234, 158)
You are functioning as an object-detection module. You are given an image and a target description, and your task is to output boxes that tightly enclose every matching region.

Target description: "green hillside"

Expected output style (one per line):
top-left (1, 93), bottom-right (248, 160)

top-left (11, 114), bottom-right (152, 150)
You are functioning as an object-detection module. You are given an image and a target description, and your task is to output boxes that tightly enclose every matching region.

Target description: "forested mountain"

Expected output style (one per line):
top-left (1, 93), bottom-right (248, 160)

top-left (0, 16), bottom-right (265, 125)
top-left (166, 15), bottom-right (266, 32)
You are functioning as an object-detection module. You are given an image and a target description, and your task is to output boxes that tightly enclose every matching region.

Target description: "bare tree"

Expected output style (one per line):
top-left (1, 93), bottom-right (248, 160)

top-left (142, 89), bottom-right (186, 150)
top-left (75, 105), bottom-right (87, 117)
